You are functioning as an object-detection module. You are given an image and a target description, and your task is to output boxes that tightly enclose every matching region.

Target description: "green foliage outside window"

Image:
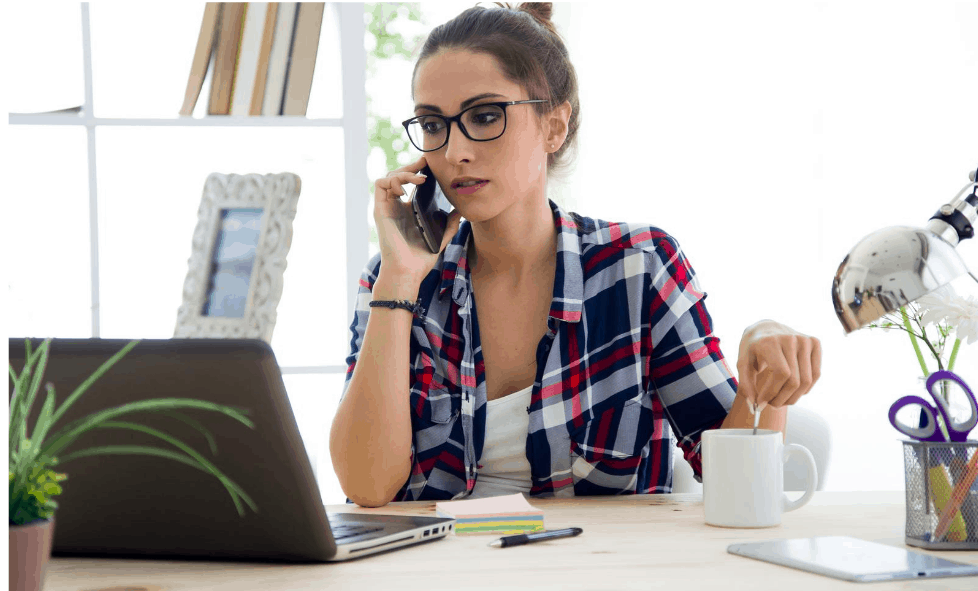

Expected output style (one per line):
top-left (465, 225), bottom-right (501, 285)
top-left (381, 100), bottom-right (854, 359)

top-left (364, 3), bottom-right (425, 248)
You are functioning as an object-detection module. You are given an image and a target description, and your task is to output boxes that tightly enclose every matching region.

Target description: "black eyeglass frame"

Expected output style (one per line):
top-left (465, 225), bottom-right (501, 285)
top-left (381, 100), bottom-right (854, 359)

top-left (401, 99), bottom-right (549, 152)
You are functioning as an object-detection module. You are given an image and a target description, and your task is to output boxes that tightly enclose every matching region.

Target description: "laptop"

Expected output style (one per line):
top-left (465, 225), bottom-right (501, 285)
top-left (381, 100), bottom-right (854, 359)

top-left (8, 337), bottom-right (455, 562)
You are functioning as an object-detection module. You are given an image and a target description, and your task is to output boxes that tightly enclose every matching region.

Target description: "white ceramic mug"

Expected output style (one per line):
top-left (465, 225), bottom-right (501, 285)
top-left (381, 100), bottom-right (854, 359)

top-left (702, 428), bottom-right (818, 528)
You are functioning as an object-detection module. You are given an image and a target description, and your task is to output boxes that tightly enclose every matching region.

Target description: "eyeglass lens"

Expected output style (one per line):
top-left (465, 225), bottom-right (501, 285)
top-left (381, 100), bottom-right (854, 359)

top-left (406, 105), bottom-right (505, 151)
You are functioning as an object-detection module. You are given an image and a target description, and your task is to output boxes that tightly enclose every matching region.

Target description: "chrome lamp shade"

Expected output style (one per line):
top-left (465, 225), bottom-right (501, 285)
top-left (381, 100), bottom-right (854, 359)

top-left (832, 169), bottom-right (978, 335)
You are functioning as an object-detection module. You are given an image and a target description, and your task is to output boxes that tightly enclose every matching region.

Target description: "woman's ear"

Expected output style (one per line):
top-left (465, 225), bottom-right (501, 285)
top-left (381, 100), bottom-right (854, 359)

top-left (544, 100), bottom-right (572, 151)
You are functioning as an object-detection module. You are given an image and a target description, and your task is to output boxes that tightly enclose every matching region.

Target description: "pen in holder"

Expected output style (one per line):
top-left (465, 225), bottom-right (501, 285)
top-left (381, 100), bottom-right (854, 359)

top-left (903, 441), bottom-right (978, 549)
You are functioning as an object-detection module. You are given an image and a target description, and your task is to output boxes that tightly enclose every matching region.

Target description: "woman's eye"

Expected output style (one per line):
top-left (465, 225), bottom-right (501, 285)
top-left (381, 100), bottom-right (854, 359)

top-left (473, 113), bottom-right (500, 126)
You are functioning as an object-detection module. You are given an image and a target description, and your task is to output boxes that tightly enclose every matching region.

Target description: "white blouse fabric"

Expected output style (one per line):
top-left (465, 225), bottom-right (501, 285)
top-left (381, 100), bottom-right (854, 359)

top-left (467, 384), bottom-right (535, 499)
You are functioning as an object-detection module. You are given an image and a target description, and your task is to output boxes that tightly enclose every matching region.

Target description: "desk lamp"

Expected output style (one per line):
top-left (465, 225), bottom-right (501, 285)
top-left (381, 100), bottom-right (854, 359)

top-left (832, 168), bottom-right (978, 334)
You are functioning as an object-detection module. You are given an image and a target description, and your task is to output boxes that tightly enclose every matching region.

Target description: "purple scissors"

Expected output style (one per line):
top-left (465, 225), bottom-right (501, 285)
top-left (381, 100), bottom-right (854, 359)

top-left (889, 370), bottom-right (978, 442)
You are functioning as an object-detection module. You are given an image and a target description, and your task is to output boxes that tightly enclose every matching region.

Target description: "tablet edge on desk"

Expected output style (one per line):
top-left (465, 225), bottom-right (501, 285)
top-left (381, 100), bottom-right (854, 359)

top-left (727, 536), bottom-right (978, 583)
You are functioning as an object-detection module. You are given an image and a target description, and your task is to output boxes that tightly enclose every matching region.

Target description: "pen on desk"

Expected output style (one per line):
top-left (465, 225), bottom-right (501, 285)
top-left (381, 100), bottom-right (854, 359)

top-left (488, 527), bottom-right (583, 548)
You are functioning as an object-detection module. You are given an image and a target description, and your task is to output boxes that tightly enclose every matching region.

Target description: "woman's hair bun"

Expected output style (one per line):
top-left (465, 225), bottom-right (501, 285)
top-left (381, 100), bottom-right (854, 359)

top-left (491, 2), bottom-right (558, 36)
top-left (518, 2), bottom-right (553, 24)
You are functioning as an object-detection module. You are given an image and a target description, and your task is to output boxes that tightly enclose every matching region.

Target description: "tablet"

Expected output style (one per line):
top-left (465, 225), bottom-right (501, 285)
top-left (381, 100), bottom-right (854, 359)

top-left (727, 536), bottom-right (978, 583)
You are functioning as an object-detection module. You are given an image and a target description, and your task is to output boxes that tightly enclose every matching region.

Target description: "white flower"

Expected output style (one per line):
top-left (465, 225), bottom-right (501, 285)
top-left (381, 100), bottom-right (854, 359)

top-left (945, 294), bottom-right (978, 345)
top-left (917, 285), bottom-right (959, 327)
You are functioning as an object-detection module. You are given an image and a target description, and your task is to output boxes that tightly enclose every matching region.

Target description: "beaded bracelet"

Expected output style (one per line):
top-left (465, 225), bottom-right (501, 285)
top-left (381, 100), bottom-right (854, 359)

top-left (369, 299), bottom-right (426, 316)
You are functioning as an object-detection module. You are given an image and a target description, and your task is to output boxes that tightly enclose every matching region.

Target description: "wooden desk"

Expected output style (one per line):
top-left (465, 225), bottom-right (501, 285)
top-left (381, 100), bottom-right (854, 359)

top-left (43, 492), bottom-right (978, 590)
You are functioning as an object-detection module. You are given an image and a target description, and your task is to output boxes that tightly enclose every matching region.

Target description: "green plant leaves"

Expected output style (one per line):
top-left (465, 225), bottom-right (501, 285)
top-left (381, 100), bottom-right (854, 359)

top-left (9, 340), bottom-right (49, 459)
top-left (9, 457), bottom-right (65, 525)
top-left (47, 338), bottom-right (140, 428)
top-left (9, 338), bottom-right (258, 526)
top-left (40, 398), bottom-right (253, 459)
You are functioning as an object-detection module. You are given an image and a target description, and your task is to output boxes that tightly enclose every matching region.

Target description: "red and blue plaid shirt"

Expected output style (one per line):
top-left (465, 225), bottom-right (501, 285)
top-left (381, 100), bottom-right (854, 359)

top-left (341, 199), bottom-right (737, 502)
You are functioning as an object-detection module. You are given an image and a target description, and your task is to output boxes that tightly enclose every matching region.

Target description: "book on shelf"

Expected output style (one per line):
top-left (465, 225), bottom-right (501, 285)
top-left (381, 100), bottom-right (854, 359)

top-left (182, 2), bottom-right (323, 117)
top-left (208, 2), bottom-right (247, 116)
top-left (263, 2), bottom-right (299, 116)
top-left (248, 3), bottom-right (280, 115)
top-left (180, 3), bottom-right (222, 117)
top-left (229, 2), bottom-right (268, 115)
top-left (281, 2), bottom-right (325, 116)
top-left (10, 106), bottom-right (84, 116)
top-left (434, 493), bottom-right (545, 535)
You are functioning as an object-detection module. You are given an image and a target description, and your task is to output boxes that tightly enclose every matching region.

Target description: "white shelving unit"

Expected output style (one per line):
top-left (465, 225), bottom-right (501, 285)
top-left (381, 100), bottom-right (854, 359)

top-left (8, 3), bottom-right (369, 371)
top-left (8, 113), bottom-right (346, 127)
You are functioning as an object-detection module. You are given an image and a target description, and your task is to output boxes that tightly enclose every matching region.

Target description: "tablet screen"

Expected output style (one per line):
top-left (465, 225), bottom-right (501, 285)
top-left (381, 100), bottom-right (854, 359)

top-left (728, 536), bottom-right (978, 583)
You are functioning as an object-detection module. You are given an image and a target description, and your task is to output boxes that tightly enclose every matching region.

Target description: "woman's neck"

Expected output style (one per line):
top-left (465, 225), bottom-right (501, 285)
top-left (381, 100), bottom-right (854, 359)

top-left (467, 196), bottom-right (557, 287)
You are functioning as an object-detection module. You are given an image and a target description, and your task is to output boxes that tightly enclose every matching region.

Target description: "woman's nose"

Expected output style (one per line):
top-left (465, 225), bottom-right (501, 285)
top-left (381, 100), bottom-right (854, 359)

top-left (443, 120), bottom-right (475, 163)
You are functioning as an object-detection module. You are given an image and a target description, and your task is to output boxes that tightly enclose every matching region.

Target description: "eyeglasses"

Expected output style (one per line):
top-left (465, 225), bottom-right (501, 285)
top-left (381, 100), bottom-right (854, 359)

top-left (401, 100), bottom-right (548, 152)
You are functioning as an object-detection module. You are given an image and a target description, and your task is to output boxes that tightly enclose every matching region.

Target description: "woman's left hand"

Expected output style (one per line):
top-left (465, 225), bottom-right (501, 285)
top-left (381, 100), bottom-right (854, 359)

top-left (736, 320), bottom-right (822, 411)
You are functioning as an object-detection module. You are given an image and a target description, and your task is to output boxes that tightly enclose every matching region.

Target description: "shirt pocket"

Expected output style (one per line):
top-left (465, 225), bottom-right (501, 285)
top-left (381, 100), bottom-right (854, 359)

top-left (569, 396), bottom-right (653, 461)
top-left (409, 343), bottom-right (459, 426)
top-left (411, 382), bottom-right (458, 424)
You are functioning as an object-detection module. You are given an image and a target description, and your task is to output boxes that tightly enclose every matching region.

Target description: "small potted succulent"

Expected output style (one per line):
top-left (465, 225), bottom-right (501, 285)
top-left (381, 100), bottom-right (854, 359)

top-left (8, 338), bottom-right (256, 591)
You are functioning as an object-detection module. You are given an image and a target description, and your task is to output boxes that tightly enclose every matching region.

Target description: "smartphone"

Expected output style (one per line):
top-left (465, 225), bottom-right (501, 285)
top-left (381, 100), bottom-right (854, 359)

top-left (410, 165), bottom-right (453, 253)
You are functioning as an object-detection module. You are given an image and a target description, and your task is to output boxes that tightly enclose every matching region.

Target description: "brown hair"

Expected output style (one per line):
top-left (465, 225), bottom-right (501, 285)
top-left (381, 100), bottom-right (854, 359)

top-left (411, 2), bottom-right (581, 180)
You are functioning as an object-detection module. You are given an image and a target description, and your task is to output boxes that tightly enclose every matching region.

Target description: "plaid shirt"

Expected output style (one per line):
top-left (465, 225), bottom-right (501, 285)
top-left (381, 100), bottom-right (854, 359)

top-left (341, 199), bottom-right (737, 502)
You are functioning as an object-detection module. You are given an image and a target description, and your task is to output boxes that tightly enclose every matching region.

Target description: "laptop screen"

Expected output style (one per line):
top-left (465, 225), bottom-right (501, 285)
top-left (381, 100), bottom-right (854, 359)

top-left (9, 337), bottom-right (336, 562)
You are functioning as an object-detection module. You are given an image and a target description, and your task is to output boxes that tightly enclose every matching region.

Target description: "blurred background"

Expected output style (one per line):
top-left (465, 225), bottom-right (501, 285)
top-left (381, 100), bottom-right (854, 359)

top-left (5, 2), bottom-right (977, 503)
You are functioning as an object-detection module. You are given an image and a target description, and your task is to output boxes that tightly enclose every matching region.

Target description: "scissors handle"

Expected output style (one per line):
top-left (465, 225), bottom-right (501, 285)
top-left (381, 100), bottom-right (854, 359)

top-left (889, 396), bottom-right (946, 442)
top-left (926, 370), bottom-right (978, 442)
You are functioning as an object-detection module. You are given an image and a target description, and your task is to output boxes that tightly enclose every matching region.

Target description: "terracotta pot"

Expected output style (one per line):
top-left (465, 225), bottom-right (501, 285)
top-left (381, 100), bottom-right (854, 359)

top-left (9, 518), bottom-right (55, 591)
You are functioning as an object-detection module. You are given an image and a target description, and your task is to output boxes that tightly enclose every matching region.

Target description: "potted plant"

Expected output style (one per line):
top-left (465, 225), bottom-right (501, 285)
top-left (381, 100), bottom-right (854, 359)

top-left (8, 338), bottom-right (257, 591)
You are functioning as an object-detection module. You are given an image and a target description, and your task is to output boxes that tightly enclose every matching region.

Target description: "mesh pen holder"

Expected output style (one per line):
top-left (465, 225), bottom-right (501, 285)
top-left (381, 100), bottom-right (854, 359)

top-left (903, 440), bottom-right (978, 550)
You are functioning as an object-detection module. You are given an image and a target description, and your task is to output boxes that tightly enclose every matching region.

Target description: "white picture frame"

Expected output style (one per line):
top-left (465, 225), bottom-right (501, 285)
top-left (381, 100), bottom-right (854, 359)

top-left (175, 172), bottom-right (301, 343)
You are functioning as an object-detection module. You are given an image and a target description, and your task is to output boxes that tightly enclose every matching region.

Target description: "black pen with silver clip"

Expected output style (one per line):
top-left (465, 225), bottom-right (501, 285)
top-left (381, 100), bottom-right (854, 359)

top-left (487, 527), bottom-right (583, 548)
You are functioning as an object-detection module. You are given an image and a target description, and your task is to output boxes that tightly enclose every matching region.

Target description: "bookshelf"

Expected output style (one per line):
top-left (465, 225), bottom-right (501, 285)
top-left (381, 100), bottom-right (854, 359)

top-left (8, 2), bottom-right (368, 503)
top-left (8, 113), bottom-right (345, 127)
top-left (7, 2), bottom-right (370, 356)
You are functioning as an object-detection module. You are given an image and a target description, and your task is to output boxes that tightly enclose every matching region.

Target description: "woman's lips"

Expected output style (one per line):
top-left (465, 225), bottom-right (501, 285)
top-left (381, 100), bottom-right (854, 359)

top-left (455, 180), bottom-right (489, 195)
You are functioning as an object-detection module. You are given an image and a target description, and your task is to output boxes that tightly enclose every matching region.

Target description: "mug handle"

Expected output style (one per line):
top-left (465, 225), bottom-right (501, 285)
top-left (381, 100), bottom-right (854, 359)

top-left (782, 443), bottom-right (818, 513)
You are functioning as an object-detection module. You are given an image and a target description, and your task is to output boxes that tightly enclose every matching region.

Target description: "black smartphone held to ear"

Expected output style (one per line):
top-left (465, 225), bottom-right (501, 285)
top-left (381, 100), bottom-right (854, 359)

top-left (410, 165), bottom-right (453, 253)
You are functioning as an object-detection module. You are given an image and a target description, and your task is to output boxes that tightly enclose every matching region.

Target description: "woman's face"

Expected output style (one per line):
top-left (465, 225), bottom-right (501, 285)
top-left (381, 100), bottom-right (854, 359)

top-left (411, 49), bottom-right (550, 222)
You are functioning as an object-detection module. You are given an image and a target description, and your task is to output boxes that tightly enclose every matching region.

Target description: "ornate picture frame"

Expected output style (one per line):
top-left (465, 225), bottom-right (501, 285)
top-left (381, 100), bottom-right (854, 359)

top-left (175, 172), bottom-right (301, 343)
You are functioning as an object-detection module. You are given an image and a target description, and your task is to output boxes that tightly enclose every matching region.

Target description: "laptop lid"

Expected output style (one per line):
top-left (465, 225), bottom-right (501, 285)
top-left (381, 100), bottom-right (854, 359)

top-left (9, 337), bottom-right (340, 562)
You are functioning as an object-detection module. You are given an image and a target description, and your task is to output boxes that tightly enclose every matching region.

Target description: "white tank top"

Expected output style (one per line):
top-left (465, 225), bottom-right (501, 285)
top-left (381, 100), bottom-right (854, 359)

top-left (467, 384), bottom-right (535, 499)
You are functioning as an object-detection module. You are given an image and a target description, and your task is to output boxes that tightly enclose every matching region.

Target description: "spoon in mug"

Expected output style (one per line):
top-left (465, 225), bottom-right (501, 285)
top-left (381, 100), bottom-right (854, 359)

top-left (748, 400), bottom-right (762, 435)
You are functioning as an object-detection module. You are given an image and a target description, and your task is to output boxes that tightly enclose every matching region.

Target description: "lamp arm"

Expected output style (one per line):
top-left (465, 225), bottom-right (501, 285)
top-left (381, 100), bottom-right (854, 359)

top-left (925, 173), bottom-right (978, 247)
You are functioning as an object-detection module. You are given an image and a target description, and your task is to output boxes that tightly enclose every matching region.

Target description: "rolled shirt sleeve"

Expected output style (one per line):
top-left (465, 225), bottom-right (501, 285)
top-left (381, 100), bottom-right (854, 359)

top-left (341, 252), bottom-right (382, 403)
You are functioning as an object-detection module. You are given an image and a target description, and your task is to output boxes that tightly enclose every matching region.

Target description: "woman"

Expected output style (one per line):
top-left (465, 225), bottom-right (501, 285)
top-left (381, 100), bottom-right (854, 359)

top-left (330, 3), bottom-right (821, 507)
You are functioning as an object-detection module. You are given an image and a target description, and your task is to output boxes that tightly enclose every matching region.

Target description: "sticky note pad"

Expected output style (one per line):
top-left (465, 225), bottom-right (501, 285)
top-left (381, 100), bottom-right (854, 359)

top-left (435, 493), bottom-right (545, 535)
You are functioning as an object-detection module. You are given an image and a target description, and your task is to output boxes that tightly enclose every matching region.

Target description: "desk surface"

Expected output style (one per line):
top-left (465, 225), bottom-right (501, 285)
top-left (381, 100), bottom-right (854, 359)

top-left (43, 491), bottom-right (978, 591)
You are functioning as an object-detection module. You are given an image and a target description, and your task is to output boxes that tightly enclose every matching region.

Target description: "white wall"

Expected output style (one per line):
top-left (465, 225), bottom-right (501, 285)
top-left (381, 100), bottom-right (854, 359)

top-left (365, 1), bottom-right (978, 492)
top-left (561, 1), bottom-right (978, 491)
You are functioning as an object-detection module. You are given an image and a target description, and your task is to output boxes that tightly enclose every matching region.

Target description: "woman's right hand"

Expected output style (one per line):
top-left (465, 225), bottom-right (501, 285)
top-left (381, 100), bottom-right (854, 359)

top-left (373, 156), bottom-right (463, 282)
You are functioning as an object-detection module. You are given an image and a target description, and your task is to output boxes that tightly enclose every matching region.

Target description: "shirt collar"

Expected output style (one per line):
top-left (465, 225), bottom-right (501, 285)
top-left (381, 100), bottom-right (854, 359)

top-left (436, 199), bottom-right (584, 323)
